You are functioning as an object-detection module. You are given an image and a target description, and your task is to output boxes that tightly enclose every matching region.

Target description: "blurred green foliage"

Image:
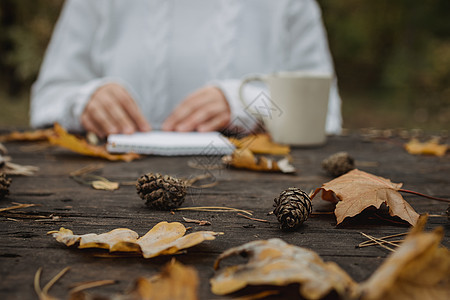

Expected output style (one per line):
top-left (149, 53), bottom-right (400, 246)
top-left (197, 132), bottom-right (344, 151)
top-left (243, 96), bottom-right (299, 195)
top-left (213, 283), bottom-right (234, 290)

top-left (0, 0), bottom-right (63, 94)
top-left (319, 0), bottom-right (450, 129)
top-left (0, 0), bottom-right (449, 130)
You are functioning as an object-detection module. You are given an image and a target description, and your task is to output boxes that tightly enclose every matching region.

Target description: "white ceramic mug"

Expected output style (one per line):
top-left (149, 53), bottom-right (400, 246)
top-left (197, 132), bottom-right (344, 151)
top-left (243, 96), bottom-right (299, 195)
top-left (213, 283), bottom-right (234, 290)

top-left (239, 71), bottom-right (332, 146)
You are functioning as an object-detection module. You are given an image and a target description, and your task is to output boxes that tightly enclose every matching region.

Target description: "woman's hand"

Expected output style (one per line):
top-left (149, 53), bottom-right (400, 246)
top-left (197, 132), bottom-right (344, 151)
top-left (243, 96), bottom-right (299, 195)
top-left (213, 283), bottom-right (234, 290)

top-left (80, 83), bottom-right (151, 138)
top-left (162, 86), bottom-right (230, 132)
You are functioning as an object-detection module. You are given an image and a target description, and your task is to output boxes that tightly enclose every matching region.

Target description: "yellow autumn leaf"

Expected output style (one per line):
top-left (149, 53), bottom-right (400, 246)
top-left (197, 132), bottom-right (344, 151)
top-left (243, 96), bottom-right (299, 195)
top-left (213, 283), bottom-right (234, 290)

top-left (48, 221), bottom-right (222, 258)
top-left (127, 259), bottom-right (199, 300)
top-left (49, 123), bottom-right (140, 162)
top-left (222, 148), bottom-right (295, 173)
top-left (211, 238), bottom-right (358, 299)
top-left (359, 215), bottom-right (450, 300)
top-left (0, 128), bottom-right (54, 142)
top-left (405, 138), bottom-right (448, 157)
top-left (229, 134), bottom-right (290, 155)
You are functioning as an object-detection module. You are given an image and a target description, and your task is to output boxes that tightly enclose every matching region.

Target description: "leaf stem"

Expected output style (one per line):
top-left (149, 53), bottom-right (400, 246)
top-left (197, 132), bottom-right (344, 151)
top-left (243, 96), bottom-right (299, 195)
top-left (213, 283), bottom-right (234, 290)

top-left (399, 189), bottom-right (450, 203)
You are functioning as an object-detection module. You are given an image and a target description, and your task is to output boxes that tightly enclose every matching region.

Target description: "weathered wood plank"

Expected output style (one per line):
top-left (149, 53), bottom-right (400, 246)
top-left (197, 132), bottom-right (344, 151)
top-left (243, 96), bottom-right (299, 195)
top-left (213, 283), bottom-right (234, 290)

top-left (0, 134), bottom-right (449, 299)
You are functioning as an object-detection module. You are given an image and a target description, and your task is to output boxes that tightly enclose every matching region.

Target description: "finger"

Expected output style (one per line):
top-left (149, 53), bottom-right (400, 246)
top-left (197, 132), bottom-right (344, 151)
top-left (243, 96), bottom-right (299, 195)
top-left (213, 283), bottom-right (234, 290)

top-left (175, 102), bottom-right (225, 132)
top-left (197, 114), bottom-right (230, 132)
top-left (87, 100), bottom-right (119, 136)
top-left (113, 86), bottom-right (151, 132)
top-left (105, 102), bottom-right (136, 134)
top-left (81, 113), bottom-right (104, 138)
top-left (162, 92), bottom-right (210, 131)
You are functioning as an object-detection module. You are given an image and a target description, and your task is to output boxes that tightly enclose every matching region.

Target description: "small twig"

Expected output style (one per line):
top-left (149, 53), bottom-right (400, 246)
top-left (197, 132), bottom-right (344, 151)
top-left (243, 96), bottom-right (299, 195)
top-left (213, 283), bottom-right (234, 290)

top-left (399, 189), bottom-right (450, 203)
top-left (69, 279), bottom-right (116, 294)
top-left (0, 203), bottom-right (38, 212)
top-left (237, 213), bottom-right (269, 223)
top-left (359, 232), bottom-right (396, 252)
top-left (175, 206), bottom-right (253, 216)
top-left (311, 212), bottom-right (334, 215)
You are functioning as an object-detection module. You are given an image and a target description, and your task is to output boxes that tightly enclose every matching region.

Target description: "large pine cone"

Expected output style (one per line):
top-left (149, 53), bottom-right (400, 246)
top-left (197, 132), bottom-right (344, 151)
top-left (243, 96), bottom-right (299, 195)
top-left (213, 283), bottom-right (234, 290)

top-left (273, 188), bottom-right (312, 231)
top-left (136, 173), bottom-right (187, 210)
top-left (322, 151), bottom-right (355, 177)
top-left (0, 173), bottom-right (11, 200)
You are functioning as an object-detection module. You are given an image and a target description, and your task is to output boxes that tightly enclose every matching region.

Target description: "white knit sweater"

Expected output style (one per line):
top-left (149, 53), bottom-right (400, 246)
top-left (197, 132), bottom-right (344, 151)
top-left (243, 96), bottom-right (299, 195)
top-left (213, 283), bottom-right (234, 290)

top-left (31, 0), bottom-right (342, 134)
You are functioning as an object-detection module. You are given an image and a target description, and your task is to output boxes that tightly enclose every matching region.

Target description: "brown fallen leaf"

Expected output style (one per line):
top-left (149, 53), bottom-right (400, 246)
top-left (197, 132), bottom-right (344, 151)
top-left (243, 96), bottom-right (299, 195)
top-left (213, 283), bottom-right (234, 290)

top-left (126, 259), bottom-right (198, 300)
top-left (48, 123), bottom-right (140, 162)
top-left (211, 238), bottom-right (357, 299)
top-left (229, 134), bottom-right (290, 155)
top-left (358, 215), bottom-right (450, 300)
top-left (48, 221), bottom-right (222, 258)
top-left (0, 128), bottom-right (54, 142)
top-left (311, 169), bottom-right (419, 226)
top-left (405, 138), bottom-right (448, 157)
top-left (222, 148), bottom-right (295, 173)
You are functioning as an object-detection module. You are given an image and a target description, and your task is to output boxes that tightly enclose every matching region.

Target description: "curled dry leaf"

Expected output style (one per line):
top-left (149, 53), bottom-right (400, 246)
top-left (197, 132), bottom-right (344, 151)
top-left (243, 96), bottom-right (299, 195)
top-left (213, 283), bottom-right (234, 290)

top-left (405, 138), bottom-right (448, 157)
top-left (222, 148), bottom-right (295, 173)
top-left (211, 238), bottom-right (357, 299)
top-left (125, 259), bottom-right (198, 300)
top-left (311, 169), bottom-right (419, 226)
top-left (49, 123), bottom-right (140, 162)
top-left (0, 128), bottom-right (54, 142)
top-left (359, 215), bottom-right (450, 300)
top-left (229, 134), bottom-right (290, 155)
top-left (48, 221), bottom-right (222, 258)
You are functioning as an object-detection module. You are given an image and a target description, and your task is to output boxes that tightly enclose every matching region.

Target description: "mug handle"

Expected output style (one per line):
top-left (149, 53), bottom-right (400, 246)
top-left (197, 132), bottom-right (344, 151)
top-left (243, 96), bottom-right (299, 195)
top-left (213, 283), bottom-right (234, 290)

top-left (238, 75), bottom-right (266, 120)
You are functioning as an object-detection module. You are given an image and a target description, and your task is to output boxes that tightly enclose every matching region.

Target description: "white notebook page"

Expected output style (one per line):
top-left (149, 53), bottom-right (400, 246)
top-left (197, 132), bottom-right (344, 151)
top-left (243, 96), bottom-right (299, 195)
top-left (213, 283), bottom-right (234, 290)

top-left (106, 131), bottom-right (235, 156)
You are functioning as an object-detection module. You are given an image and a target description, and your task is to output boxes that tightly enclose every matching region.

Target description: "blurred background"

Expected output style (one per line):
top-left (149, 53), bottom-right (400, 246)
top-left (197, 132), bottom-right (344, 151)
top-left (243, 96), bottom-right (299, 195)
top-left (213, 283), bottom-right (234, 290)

top-left (0, 0), bottom-right (449, 132)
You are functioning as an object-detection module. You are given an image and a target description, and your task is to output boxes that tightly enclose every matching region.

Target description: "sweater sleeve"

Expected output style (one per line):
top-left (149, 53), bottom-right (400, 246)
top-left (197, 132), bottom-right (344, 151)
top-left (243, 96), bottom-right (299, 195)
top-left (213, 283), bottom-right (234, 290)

top-left (30, 0), bottom-right (109, 131)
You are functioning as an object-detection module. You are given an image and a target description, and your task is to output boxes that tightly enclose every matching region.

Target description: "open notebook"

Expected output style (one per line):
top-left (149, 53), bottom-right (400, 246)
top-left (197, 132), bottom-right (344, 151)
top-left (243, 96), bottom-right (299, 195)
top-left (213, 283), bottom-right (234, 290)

top-left (106, 131), bottom-right (235, 156)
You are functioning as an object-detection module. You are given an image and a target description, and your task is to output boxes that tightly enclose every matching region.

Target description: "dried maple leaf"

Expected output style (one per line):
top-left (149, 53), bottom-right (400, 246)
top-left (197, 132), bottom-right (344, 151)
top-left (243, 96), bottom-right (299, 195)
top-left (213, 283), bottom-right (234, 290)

top-left (211, 238), bottom-right (357, 299)
top-left (222, 148), bottom-right (295, 173)
top-left (311, 169), bottom-right (419, 226)
top-left (405, 138), bottom-right (448, 157)
top-left (0, 128), bottom-right (54, 142)
top-left (229, 134), bottom-right (290, 155)
top-left (48, 221), bottom-right (222, 258)
top-left (126, 259), bottom-right (198, 300)
top-left (49, 123), bottom-right (140, 162)
top-left (358, 215), bottom-right (450, 300)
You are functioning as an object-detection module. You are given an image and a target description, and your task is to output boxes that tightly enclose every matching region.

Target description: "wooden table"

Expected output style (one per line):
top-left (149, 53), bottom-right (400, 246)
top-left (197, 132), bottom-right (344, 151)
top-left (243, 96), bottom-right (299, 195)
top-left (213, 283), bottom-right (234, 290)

top-left (0, 133), bottom-right (449, 299)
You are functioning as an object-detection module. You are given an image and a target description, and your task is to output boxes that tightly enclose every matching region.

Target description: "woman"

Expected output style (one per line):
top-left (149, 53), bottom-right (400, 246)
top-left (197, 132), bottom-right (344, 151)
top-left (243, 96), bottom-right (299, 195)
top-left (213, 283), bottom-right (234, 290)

top-left (31, 0), bottom-right (341, 138)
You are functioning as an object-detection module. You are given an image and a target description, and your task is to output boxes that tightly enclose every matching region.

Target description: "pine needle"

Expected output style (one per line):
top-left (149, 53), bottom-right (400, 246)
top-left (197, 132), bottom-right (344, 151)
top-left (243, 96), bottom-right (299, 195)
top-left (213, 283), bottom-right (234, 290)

top-left (237, 213), bottom-right (269, 223)
top-left (0, 203), bottom-right (37, 212)
top-left (69, 279), bottom-right (116, 294)
top-left (359, 232), bottom-right (397, 252)
top-left (175, 206), bottom-right (253, 216)
top-left (358, 232), bottom-right (407, 247)
top-left (34, 266), bottom-right (70, 300)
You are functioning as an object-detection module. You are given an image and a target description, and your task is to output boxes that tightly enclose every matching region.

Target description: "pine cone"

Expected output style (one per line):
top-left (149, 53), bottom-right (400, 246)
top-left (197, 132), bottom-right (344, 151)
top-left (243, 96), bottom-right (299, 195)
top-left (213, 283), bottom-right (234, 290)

top-left (0, 173), bottom-right (11, 200)
top-left (322, 151), bottom-right (355, 177)
top-left (136, 173), bottom-right (187, 210)
top-left (273, 188), bottom-right (312, 231)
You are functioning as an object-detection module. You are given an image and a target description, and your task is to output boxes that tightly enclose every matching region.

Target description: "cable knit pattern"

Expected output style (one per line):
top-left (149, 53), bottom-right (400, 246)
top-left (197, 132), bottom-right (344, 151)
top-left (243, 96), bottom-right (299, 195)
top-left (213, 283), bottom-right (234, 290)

top-left (210, 0), bottom-right (241, 80)
top-left (146, 0), bottom-right (172, 122)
